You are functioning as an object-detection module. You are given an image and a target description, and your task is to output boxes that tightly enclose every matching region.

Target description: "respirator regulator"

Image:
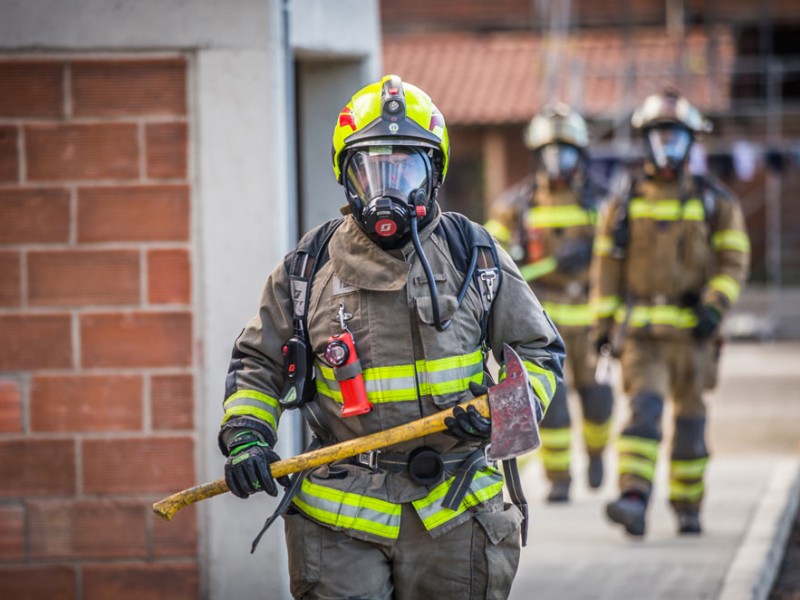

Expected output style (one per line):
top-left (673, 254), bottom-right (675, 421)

top-left (343, 145), bottom-right (433, 247)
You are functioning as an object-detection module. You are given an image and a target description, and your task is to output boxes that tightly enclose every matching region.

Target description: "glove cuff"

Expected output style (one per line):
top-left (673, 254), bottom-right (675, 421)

top-left (227, 430), bottom-right (268, 455)
top-left (219, 417), bottom-right (276, 456)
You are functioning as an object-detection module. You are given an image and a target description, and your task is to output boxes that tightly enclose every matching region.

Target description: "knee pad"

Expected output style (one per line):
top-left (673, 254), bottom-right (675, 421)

top-left (672, 416), bottom-right (708, 460)
top-left (623, 392), bottom-right (663, 441)
top-left (579, 384), bottom-right (614, 423)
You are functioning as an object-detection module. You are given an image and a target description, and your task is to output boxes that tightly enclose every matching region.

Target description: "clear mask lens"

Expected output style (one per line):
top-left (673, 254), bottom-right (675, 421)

top-left (539, 143), bottom-right (581, 182)
top-left (345, 147), bottom-right (430, 207)
top-left (646, 126), bottom-right (692, 169)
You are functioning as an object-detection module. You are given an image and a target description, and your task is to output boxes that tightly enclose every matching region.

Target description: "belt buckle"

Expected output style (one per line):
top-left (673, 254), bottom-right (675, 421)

top-left (358, 451), bottom-right (379, 471)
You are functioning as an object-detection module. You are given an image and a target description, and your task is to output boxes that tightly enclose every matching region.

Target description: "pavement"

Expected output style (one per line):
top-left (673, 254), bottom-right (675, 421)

top-left (508, 341), bottom-right (800, 600)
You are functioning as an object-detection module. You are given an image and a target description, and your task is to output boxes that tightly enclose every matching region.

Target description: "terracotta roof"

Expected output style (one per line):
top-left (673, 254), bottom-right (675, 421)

top-left (382, 27), bottom-right (735, 126)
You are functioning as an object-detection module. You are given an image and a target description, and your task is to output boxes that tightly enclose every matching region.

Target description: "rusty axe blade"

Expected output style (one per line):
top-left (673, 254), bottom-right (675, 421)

top-left (486, 344), bottom-right (541, 461)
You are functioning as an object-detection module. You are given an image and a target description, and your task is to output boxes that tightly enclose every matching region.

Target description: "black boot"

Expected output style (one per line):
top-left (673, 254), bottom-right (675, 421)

top-left (547, 479), bottom-right (571, 503)
top-left (588, 454), bottom-right (604, 489)
top-left (606, 493), bottom-right (647, 537)
top-left (676, 510), bottom-right (702, 534)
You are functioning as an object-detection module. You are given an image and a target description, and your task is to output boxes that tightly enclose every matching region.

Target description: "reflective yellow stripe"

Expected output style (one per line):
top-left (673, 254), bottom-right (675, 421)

top-left (594, 234), bottom-right (614, 257)
top-left (669, 480), bottom-right (705, 502)
top-left (592, 295), bottom-right (621, 319)
top-left (618, 304), bottom-right (698, 329)
top-left (542, 301), bottom-right (592, 327)
top-left (617, 436), bottom-right (660, 461)
top-left (540, 427), bottom-right (572, 449)
top-left (221, 390), bottom-right (281, 428)
top-left (526, 204), bottom-right (592, 228)
top-left (523, 360), bottom-right (556, 410)
top-left (670, 457), bottom-right (708, 479)
top-left (413, 469), bottom-right (504, 530)
top-left (629, 198), bottom-right (705, 221)
top-left (712, 230), bottom-right (750, 253)
top-left (519, 257), bottom-right (557, 281)
top-left (708, 274), bottom-right (741, 303)
top-left (539, 448), bottom-right (571, 471)
top-left (583, 420), bottom-right (611, 451)
top-left (484, 219), bottom-right (511, 245)
top-left (293, 479), bottom-right (401, 539)
top-left (316, 350), bottom-right (483, 404)
top-left (618, 455), bottom-right (656, 481)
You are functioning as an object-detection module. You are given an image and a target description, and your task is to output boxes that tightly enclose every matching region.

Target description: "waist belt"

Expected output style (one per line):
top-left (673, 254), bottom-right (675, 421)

top-left (351, 446), bottom-right (488, 511)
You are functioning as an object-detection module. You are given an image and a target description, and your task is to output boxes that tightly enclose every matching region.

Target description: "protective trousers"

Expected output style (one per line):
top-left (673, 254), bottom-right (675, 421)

top-left (616, 336), bottom-right (712, 512)
top-left (539, 329), bottom-right (614, 483)
top-left (284, 497), bottom-right (522, 600)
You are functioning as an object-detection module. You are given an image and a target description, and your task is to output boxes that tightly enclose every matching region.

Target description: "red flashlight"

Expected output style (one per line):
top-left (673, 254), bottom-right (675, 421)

top-left (325, 331), bottom-right (372, 418)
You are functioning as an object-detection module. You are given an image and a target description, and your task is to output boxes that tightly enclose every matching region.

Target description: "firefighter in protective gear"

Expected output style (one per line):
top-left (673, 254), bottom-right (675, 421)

top-left (592, 89), bottom-right (750, 537)
top-left (220, 75), bottom-right (565, 599)
top-left (485, 103), bottom-right (615, 503)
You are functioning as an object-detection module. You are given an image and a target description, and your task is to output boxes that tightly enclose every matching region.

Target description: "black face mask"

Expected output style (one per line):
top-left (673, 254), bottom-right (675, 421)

top-left (536, 143), bottom-right (583, 186)
top-left (343, 147), bottom-right (433, 249)
top-left (644, 125), bottom-right (692, 177)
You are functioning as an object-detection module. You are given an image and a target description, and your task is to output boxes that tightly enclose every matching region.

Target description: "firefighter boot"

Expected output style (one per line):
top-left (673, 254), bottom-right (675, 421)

top-left (606, 493), bottom-right (647, 537)
top-left (587, 453), bottom-right (604, 489)
top-left (547, 478), bottom-right (571, 503)
top-left (676, 509), bottom-right (702, 535)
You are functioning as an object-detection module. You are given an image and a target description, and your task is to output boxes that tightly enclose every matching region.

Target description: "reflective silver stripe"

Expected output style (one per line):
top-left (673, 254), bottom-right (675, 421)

top-left (413, 468), bottom-right (504, 531)
top-left (293, 479), bottom-right (401, 539)
top-left (222, 391), bottom-right (281, 427)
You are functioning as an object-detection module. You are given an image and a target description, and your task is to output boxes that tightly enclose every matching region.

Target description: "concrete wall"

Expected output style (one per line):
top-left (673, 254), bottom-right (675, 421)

top-left (0, 1), bottom-right (380, 597)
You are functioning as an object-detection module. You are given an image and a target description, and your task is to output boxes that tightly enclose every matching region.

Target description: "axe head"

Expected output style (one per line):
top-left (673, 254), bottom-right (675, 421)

top-left (486, 344), bottom-right (541, 461)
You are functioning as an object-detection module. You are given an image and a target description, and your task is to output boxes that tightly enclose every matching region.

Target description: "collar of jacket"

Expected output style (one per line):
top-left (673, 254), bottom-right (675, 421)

top-left (329, 206), bottom-right (442, 292)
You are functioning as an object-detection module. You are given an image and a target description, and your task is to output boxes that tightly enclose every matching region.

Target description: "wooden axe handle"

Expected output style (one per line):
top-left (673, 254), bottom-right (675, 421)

top-left (152, 395), bottom-right (489, 521)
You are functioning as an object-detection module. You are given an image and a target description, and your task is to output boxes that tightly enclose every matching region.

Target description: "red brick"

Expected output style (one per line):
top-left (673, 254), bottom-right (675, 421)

top-left (28, 249), bottom-right (140, 307)
top-left (152, 505), bottom-right (198, 557)
top-left (0, 125), bottom-right (17, 181)
top-left (146, 122), bottom-right (187, 179)
top-left (148, 248), bottom-right (190, 304)
top-left (152, 374), bottom-right (194, 430)
top-left (25, 123), bottom-right (139, 181)
top-left (0, 378), bottom-right (22, 433)
top-left (0, 187), bottom-right (71, 243)
top-left (28, 500), bottom-right (147, 559)
top-left (0, 314), bottom-right (72, 370)
top-left (84, 563), bottom-right (199, 600)
top-left (72, 58), bottom-right (187, 117)
top-left (0, 61), bottom-right (64, 117)
top-left (83, 437), bottom-right (194, 494)
top-left (0, 250), bottom-right (20, 307)
top-left (81, 311), bottom-right (192, 368)
top-left (0, 440), bottom-right (75, 497)
top-left (0, 504), bottom-right (24, 559)
top-left (78, 185), bottom-right (189, 242)
top-left (31, 374), bottom-right (142, 432)
top-left (0, 566), bottom-right (76, 599)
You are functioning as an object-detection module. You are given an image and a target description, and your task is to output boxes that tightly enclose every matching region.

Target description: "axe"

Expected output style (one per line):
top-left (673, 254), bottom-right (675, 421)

top-left (152, 344), bottom-right (540, 521)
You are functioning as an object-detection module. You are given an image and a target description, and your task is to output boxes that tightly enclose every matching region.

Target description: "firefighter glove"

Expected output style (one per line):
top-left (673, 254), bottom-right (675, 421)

top-left (693, 305), bottom-right (721, 340)
top-left (224, 430), bottom-right (285, 499)
top-left (445, 404), bottom-right (492, 442)
top-left (555, 240), bottom-right (593, 274)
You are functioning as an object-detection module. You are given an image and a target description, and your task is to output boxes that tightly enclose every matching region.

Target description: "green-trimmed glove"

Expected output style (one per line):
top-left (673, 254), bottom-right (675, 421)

top-left (224, 430), bottom-right (285, 499)
top-left (693, 305), bottom-right (721, 340)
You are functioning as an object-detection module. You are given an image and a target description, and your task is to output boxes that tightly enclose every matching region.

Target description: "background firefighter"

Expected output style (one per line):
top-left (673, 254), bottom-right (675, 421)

top-left (592, 89), bottom-right (751, 537)
top-left (484, 104), bottom-right (615, 503)
top-left (218, 75), bottom-right (565, 599)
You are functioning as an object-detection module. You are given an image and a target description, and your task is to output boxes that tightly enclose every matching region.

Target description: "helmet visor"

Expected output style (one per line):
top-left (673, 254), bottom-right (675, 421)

top-left (538, 143), bottom-right (582, 183)
top-left (344, 146), bottom-right (431, 206)
top-left (645, 126), bottom-right (692, 170)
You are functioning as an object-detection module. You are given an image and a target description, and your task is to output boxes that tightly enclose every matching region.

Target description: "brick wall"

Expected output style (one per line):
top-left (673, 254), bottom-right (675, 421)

top-left (0, 56), bottom-right (199, 599)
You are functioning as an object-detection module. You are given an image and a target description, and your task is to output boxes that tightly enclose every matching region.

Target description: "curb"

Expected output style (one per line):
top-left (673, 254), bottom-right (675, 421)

top-left (717, 457), bottom-right (800, 600)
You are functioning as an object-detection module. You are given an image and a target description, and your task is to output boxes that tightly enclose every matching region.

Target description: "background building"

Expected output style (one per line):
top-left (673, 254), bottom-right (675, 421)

top-left (0, 1), bottom-right (380, 598)
top-left (382, 0), bottom-right (800, 337)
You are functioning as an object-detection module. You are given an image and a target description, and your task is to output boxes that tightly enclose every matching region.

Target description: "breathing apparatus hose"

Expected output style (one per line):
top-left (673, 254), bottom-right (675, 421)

top-left (410, 208), bottom-right (477, 332)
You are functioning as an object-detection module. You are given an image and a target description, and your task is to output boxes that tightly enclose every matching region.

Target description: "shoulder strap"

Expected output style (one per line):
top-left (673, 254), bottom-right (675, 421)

top-left (438, 212), bottom-right (503, 344)
top-left (286, 218), bottom-right (344, 321)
